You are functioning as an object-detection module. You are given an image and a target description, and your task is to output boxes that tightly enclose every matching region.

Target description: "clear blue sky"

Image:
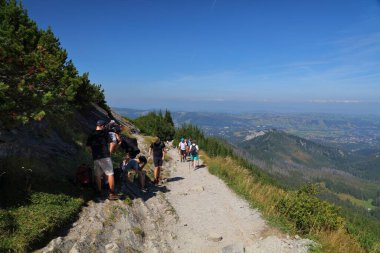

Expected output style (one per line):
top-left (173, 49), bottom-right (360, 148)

top-left (23, 0), bottom-right (380, 114)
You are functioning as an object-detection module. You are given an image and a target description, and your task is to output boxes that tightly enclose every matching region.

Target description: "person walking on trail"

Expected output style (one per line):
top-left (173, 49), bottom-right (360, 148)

top-left (121, 154), bottom-right (148, 191)
top-left (187, 137), bottom-right (192, 147)
top-left (149, 137), bottom-right (166, 184)
top-left (86, 119), bottom-right (118, 200)
top-left (178, 137), bottom-right (187, 162)
top-left (189, 140), bottom-right (199, 168)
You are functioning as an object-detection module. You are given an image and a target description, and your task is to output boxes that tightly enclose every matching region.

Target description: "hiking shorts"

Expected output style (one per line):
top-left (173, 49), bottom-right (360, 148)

top-left (180, 149), bottom-right (187, 156)
top-left (190, 154), bottom-right (199, 161)
top-left (94, 157), bottom-right (114, 177)
top-left (153, 157), bottom-right (163, 167)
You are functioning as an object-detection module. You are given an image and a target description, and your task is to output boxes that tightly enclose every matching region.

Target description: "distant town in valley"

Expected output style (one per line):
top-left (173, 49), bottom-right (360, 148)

top-left (114, 108), bottom-right (380, 153)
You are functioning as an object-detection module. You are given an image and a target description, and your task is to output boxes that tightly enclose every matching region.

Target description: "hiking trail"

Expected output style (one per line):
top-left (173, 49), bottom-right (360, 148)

top-left (40, 139), bottom-right (314, 253)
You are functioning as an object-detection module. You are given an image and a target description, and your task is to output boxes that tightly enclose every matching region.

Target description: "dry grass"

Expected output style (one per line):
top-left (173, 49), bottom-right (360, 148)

top-left (316, 229), bottom-right (364, 253)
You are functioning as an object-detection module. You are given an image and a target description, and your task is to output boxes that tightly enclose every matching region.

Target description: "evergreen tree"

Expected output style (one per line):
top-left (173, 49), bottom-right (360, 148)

top-left (0, 0), bottom-right (108, 127)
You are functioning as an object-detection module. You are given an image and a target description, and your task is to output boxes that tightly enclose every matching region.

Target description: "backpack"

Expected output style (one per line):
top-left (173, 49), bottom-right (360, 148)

top-left (76, 164), bottom-right (92, 186)
top-left (120, 135), bottom-right (140, 158)
top-left (190, 145), bottom-right (197, 156)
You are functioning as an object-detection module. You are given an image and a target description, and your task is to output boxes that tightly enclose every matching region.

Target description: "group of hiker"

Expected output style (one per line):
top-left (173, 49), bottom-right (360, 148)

top-left (85, 119), bottom-right (166, 200)
top-left (178, 137), bottom-right (199, 168)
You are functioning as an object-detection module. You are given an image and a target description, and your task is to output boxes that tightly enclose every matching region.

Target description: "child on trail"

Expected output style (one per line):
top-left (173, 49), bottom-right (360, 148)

top-left (86, 119), bottom-right (118, 200)
top-left (121, 154), bottom-right (148, 191)
top-left (149, 137), bottom-right (166, 184)
top-left (189, 140), bottom-right (199, 168)
top-left (178, 137), bottom-right (187, 162)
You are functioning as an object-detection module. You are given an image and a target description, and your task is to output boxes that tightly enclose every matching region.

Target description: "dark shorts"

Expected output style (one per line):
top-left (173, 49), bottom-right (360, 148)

top-left (180, 150), bottom-right (187, 156)
top-left (153, 157), bottom-right (163, 167)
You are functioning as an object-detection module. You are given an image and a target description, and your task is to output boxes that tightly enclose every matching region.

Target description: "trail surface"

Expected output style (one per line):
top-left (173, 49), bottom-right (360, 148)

top-left (163, 147), bottom-right (313, 253)
top-left (40, 143), bottom-right (314, 253)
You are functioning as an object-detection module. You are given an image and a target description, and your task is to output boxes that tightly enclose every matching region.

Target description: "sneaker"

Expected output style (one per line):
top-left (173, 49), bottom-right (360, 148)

top-left (108, 193), bottom-right (119, 200)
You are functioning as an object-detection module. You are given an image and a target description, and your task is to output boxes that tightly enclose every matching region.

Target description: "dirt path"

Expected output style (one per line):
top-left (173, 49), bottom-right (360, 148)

top-left (163, 147), bottom-right (314, 253)
top-left (40, 143), bottom-right (314, 253)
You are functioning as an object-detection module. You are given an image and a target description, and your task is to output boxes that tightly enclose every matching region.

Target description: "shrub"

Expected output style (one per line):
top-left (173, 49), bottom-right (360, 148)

top-left (277, 184), bottom-right (345, 234)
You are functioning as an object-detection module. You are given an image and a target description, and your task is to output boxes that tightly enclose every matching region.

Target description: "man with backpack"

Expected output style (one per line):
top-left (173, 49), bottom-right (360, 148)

top-left (149, 137), bottom-right (166, 184)
top-left (189, 140), bottom-right (199, 168)
top-left (86, 119), bottom-right (118, 200)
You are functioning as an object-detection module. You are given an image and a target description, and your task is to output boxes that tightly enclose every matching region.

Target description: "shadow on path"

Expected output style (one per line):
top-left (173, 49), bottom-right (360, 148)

top-left (194, 164), bottom-right (206, 171)
top-left (166, 176), bottom-right (184, 183)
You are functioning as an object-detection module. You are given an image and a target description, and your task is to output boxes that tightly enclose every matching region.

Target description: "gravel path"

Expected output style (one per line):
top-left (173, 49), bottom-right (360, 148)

top-left (164, 147), bottom-right (314, 253)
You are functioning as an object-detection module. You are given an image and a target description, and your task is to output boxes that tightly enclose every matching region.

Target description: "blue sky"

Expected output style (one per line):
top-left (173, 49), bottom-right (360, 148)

top-left (23, 0), bottom-right (380, 114)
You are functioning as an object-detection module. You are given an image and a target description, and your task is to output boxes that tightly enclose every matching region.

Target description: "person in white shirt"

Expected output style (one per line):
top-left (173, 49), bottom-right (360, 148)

top-left (178, 137), bottom-right (187, 162)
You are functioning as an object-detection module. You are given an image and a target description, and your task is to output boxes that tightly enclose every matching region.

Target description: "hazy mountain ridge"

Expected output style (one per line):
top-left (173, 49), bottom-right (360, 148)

top-left (113, 108), bottom-right (380, 151)
top-left (114, 108), bottom-right (380, 197)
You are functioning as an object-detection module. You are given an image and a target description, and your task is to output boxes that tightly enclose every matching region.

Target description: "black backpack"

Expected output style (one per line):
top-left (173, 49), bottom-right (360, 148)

top-left (120, 135), bottom-right (140, 158)
top-left (190, 145), bottom-right (197, 156)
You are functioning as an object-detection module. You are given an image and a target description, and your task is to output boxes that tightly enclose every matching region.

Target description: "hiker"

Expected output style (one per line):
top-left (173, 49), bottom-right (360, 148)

top-left (149, 137), bottom-right (166, 184)
top-left (178, 137), bottom-right (187, 162)
top-left (86, 119), bottom-right (118, 200)
top-left (189, 140), bottom-right (199, 168)
top-left (122, 154), bottom-right (148, 190)
top-left (109, 124), bottom-right (122, 153)
top-left (187, 137), bottom-right (192, 147)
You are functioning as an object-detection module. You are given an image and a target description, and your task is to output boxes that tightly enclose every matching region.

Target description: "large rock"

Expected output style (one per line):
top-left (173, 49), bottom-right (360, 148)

top-left (219, 243), bottom-right (245, 253)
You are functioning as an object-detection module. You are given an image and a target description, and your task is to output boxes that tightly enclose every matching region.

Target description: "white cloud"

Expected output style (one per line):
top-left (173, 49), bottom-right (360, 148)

top-left (309, 99), bottom-right (362, 104)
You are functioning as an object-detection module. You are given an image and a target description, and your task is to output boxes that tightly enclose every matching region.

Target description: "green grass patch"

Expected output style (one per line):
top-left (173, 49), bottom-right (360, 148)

top-left (0, 192), bottom-right (83, 252)
top-left (338, 193), bottom-right (377, 210)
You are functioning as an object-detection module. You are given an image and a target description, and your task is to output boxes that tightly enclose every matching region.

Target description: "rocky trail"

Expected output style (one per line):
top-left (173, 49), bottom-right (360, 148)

top-left (39, 140), bottom-right (314, 253)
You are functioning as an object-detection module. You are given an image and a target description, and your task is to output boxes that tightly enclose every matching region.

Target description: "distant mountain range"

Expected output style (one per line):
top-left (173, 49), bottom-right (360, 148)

top-left (113, 107), bottom-right (380, 150)
top-left (114, 107), bottom-right (380, 199)
top-left (238, 129), bottom-right (380, 181)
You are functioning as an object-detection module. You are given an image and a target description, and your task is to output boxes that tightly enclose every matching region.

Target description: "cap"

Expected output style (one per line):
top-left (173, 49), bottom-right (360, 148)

top-left (96, 120), bottom-right (106, 126)
top-left (180, 137), bottom-right (184, 141)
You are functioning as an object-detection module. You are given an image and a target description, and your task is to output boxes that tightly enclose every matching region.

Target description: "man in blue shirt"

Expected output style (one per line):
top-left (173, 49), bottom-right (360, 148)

top-left (122, 154), bottom-right (147, 190)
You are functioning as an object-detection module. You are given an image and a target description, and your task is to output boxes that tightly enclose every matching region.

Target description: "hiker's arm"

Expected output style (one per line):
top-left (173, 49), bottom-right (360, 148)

top-left (139, 162), bottom-right (146, 170)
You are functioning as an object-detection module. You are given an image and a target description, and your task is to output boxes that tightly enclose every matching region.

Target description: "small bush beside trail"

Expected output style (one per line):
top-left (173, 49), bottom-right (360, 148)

top-left (277, 185), bottom-right (345, 233)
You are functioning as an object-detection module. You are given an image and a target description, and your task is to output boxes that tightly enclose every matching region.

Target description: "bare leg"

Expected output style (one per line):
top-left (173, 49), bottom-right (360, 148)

top-left (154, 166), bottom-right (160, 183)
top-left (108, 175), bottom-right (115, 193)
top-left (139, 172), bottom-right (145, 188)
